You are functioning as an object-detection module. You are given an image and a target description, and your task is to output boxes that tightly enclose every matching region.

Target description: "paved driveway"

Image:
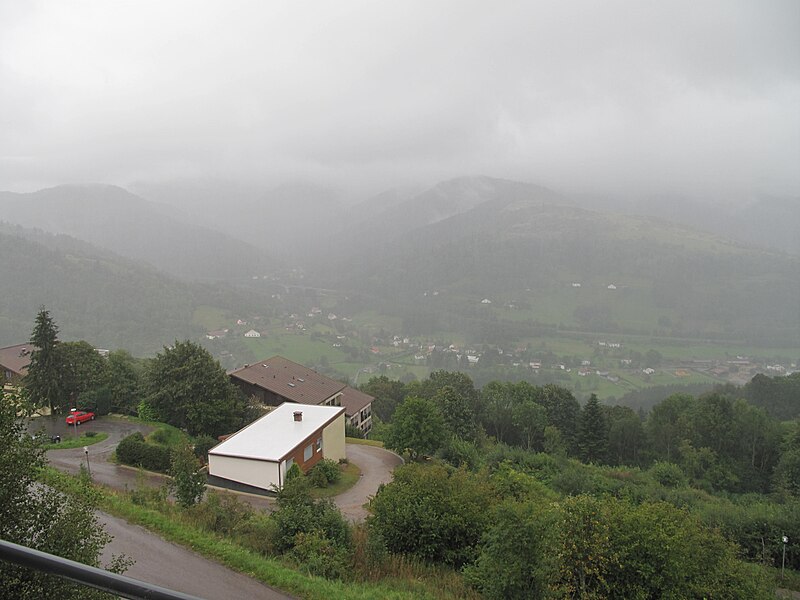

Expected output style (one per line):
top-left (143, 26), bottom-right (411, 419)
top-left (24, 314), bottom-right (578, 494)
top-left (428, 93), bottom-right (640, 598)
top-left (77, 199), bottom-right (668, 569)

top-left (337, 443), bottom-right (403, 521)
top-left (31, 415), bottom-right (169, 492)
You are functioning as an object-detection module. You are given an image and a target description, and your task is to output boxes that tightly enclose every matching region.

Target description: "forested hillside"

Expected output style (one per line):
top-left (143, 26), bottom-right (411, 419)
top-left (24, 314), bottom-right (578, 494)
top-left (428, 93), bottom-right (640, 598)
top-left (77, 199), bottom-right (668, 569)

top-left (0, 184), bottom-right (276, 280)
top-left (0, 225), bottom-right (202, 353)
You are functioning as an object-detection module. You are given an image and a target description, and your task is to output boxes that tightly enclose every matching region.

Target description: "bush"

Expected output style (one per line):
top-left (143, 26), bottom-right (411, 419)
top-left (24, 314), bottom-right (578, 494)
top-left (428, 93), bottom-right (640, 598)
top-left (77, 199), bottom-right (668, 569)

top-left (193, 435), bottom-right (218, 461)
top-left (289, 530), bottom-right (351, 580)
top-left (149, 428), bottom-right (171, 445)
top-left (236, 513), bottom-right (279, 557)
top-left (286, 463), bottom-right (302, 483)
top-left (311, 459), bottom-right (342, 487)
top-left (648, 461), bottom-right (686, 488)
top-left (272, 478), bottom-right (351, 553)
top-left (185, 491), bottom-right (254, 535)
top-left (369, 463), bottom-right (496, 567)
top-left (439, 436), bottom-right (481, 470)
top-left (116, 432), bottom-right (172, 473)
top-left (85, 431), bottom-right (97, 438)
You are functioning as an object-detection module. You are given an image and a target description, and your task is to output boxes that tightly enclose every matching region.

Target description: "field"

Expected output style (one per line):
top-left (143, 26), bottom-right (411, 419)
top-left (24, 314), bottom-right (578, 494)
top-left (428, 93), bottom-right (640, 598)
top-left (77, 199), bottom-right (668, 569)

top-left (207, 292), bottom-right (797, 402)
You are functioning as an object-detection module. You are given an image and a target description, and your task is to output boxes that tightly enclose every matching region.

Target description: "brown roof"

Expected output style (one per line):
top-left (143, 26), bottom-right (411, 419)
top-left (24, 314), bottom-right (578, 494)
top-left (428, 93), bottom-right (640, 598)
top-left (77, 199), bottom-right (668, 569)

top-left (340, 386), bottom-right (374, 416)
top-left (229, 355), bottom-right (347, 406)
top-left (0, 343), bottom-right (34, 377)
top-left (229, 356), bottom-right (374, 417)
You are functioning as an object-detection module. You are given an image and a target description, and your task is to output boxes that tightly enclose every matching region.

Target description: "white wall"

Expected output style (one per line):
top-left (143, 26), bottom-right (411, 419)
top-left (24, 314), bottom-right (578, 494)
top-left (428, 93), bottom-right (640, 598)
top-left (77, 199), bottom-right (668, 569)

top-left (208, 454), bottom-right (280, 491)
top-left (322, 413), bottom-right (346, 462)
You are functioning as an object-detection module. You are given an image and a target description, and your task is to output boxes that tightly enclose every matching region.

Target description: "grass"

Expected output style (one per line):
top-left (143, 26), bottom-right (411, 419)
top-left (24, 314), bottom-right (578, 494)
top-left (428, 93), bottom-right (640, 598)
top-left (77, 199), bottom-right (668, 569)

top-left (192, 305), bottom-right (232, 331)
top-left (40, 468), bottom-right (473, 600)
top-left (44, 432), bottom-right (109, 450)
top-left (346, 437), bottom-right (385, 448)
top-left (309, 462), bottom-right (361, 499)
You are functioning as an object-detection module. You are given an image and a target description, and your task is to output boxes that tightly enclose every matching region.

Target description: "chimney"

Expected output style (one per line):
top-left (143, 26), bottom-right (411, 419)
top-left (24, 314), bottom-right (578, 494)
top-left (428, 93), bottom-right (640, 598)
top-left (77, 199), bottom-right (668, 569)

top-left (293, 411), bottom-right (303, 422)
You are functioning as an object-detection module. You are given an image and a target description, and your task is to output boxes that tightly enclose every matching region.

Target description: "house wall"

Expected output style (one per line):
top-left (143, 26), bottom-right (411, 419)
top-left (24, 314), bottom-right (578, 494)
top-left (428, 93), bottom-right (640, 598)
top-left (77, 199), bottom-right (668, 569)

top-left (348, 404), bottom-right (373, 435)
top-left (322, 413), bottom-right (346, 462)
top-left (208, 454), bottom-right (280, 491)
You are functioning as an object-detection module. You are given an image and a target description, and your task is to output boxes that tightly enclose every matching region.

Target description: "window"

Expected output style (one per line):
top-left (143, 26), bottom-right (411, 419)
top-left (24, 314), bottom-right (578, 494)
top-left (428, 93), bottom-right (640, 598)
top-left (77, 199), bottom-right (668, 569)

top-left (316, 437), bottom-right (322, 452)
top-left (304, 444), bottom-right (313, 461)
top-left (286, 458), bottom-right (294, 471)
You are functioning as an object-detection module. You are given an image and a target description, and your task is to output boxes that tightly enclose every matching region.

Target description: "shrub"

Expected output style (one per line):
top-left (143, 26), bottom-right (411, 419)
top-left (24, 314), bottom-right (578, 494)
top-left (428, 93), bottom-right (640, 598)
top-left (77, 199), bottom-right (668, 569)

top-left (309, 467), bottom-right (329, 488)
top-left (648, 461), bottom-right (686, 488)
top-left (193, 435), bottom-right (218, 461)
top-left (312, 459), bottom-right (342, 486)
top-left (289, 530), bottom-right (351, 580)
top-left (272, 478), bottom-right (351, 552)
top-left (285, 463), bottom-right (302, 483)
top-left (85, 431), bottom-right (97, 438)
top-left (149, 428), bottom-right (171, 445)
top-left (115, 432), bottom-right (171, 473)
top-left (237, 513), bottom-right (279, 557)
top-left (368, 463), bottom-right (495, 567)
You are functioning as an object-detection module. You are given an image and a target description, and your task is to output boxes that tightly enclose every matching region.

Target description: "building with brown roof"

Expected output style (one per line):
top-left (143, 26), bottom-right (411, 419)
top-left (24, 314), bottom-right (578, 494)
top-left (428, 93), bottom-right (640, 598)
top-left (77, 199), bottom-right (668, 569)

top-left (0, 343), bottom-right (33, 387)
top-left (229, 355), bottom-right (373, 435)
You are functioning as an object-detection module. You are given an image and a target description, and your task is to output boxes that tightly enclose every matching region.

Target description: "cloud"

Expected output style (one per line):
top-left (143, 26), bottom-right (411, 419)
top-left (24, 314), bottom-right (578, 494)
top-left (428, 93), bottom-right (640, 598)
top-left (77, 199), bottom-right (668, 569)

top-left (0, 0), bottom-right (798, 196)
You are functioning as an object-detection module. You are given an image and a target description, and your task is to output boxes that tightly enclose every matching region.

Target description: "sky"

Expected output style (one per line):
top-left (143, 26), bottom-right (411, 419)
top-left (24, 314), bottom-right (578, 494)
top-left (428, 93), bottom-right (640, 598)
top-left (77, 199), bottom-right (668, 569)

top-left (1, 1), bottom-right (798, 199)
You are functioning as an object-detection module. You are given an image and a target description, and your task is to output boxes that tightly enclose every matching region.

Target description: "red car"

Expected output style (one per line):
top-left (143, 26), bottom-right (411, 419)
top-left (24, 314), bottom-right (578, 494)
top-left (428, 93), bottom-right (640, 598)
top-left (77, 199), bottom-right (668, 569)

top-left (65, 411), bottom-right (95, 425)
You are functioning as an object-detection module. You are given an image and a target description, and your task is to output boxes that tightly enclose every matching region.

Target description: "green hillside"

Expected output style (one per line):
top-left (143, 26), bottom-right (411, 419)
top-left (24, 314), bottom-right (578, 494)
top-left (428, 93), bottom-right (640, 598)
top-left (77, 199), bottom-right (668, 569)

top-left (340, 200), bottom-right (800, 346)
top-left (0, 225), bottom-right (204, 354)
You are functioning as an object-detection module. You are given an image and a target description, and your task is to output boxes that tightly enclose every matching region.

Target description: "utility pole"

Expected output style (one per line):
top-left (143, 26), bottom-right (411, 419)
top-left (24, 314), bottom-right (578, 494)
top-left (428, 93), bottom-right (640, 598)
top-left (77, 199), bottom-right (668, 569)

top-left (83, 446), bottom-right (91, 478)
top-left (782, 535), bottom-right (788, 582)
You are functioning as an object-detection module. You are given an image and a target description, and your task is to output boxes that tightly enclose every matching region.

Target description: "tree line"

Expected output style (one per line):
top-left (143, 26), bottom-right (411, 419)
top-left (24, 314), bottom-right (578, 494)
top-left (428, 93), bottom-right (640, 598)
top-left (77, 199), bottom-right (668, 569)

top-left (362, 369), bottom-right (800, 497)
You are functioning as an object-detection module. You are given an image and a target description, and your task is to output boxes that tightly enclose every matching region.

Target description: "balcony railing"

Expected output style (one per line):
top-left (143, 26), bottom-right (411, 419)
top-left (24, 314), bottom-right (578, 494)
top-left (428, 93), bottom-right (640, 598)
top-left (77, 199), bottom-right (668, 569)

top-left (0, 538), bottom-right (204, 600)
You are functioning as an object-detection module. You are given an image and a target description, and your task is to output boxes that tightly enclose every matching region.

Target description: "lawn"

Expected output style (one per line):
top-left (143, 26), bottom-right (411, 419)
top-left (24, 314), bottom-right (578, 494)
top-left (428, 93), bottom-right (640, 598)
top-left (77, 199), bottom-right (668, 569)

top-left (44, 432), bottom-right (109, 450)
top-left (308, 462), bottom-right (361, 499)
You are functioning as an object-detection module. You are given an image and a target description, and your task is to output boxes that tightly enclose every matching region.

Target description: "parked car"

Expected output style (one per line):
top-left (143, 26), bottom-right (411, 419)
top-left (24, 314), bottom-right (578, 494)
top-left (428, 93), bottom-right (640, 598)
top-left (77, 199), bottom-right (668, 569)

top-left (65, 411), bottom-right (95, 426)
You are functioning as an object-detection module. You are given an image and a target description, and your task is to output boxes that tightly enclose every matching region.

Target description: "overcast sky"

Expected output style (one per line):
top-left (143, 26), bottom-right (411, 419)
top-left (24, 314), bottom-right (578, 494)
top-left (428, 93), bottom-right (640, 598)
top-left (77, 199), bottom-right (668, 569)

top-left (1, 1), bottom-right (798, 198)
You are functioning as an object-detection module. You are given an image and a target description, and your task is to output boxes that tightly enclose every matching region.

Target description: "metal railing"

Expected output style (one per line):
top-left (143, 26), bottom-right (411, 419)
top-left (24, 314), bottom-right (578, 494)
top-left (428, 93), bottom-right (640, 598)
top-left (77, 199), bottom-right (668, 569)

top-left (0, 539), bottom-right (205, 600)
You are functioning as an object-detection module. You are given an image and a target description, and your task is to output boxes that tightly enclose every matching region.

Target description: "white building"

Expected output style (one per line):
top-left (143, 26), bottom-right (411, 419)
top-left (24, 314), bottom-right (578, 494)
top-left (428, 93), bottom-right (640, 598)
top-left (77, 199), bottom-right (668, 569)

top-left (244, 329), bottom-right (261, 338)
top-left (208, 403), bottom-right (346, 492)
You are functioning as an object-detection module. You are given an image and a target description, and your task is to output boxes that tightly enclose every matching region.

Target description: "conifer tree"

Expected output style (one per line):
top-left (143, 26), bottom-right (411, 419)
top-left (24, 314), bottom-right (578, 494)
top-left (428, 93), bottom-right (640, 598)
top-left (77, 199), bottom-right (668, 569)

top-left (577, 394), bottom-right (608, 464)
top-left (25, 306), bottom-right (68, 413)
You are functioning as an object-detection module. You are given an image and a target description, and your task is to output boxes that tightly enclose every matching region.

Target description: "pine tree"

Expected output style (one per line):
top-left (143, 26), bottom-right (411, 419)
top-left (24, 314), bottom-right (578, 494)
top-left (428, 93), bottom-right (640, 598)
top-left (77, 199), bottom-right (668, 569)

top-left (578, 394), bottom-right (608, 464)
top-left (25, 306), bottom-right (68, 414)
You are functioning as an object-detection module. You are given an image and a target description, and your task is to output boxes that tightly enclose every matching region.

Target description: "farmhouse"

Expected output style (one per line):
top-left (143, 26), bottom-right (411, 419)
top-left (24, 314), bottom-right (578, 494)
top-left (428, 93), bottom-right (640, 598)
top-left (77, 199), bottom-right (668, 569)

top-left (0, 343), bottom-right (32, 387)
top-left (208, 403), bottom-right (346, 492)
top-left (229, 355), bottom-right (373, 435)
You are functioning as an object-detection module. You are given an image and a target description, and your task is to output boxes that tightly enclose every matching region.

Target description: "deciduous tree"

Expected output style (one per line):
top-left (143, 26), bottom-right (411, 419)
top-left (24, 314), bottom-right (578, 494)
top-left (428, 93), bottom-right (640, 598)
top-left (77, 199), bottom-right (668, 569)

top-left (385, 396), bottom-right (445, 460)
top-left (142, 340), bottom-right (246, 437)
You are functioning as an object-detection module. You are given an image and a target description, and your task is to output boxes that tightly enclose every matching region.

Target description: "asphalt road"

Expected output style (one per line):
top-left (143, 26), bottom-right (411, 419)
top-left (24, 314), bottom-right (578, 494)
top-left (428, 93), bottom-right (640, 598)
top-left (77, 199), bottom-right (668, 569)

top-left (336, 444), bottom-right (403, 521)
top-left (99, 511), bottom-right (292, 599)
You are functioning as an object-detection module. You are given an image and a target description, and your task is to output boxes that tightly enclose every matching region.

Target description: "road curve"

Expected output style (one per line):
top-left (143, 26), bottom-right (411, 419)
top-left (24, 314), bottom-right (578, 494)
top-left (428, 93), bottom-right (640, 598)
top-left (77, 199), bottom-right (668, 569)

top-left (337, 444), bottom-right (403, 521)
top-left (99, 511), bottom-right (293, 599)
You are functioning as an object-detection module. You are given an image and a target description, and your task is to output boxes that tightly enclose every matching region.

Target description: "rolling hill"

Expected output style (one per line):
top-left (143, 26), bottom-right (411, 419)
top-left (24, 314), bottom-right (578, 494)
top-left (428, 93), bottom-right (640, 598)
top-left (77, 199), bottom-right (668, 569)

top-left (328, 188), bottom-right (800, 346)
top-left (0, 184), bottom-right (276, 281)
top-left (0, 224), bottom-right (211, 354)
